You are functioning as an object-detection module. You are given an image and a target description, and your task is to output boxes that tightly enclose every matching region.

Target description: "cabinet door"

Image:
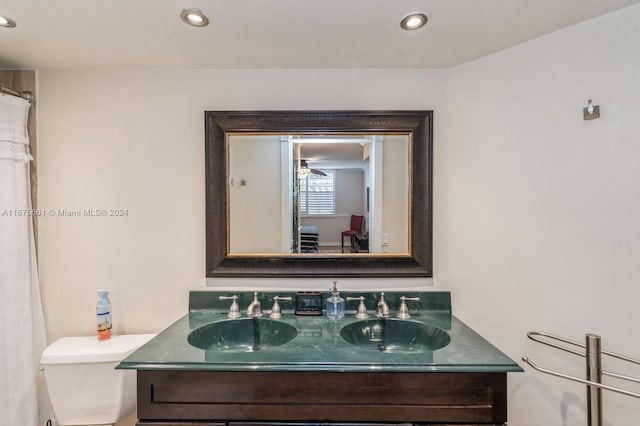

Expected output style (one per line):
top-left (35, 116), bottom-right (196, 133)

top-left (137, 371), bottom-right (508, 424)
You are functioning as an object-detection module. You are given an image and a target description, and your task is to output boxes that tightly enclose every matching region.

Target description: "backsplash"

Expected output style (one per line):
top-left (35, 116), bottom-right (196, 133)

top-left (189, 290), bottom-right (451, 314)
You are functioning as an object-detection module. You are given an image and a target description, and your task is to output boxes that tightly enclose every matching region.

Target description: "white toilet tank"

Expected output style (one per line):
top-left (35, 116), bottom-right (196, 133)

top-left (41, 334), bottom-right (155, 426)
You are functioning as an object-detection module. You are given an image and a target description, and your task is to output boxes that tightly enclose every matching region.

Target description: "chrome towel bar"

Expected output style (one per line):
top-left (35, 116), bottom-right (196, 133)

top-left (521, 356), bottom-right (640, 399)
top-left (523, 331), bottom-right (640, 426)
top-left (526, 331), bottom-right (640, 365)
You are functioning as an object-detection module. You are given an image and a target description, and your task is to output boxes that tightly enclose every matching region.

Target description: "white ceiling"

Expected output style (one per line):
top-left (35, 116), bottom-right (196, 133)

top-left (301, 142), bottom-right (365, 163)
top-left (1, 0), bottom-right (639, 69)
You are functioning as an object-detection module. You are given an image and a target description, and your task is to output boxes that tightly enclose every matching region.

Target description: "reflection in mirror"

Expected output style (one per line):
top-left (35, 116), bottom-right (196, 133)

top-left (205, 110), bottom-right (433, 278)
top-left (228, 134), bottom-right (409, 255)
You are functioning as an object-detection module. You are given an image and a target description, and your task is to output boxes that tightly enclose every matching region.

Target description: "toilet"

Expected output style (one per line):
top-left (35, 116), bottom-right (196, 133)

top-left (41, 334), bottom-right (155, 426)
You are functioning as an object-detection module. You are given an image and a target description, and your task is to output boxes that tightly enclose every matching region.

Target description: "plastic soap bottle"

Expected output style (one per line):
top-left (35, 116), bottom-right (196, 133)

top-left (325, 280), bottom-right (345, 319)
top-left (96, 290), bottom-right (112, 340)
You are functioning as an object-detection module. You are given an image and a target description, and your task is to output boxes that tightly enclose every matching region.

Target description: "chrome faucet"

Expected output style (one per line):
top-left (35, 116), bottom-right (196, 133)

top-left (246, 291), bottom-right (263, 317)
top-left (375, 292), bottom-right (390, 318)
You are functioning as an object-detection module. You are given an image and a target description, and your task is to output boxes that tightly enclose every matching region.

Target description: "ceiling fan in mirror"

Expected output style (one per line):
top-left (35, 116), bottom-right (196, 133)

top-left (298, 159), bottom-right (327, 179)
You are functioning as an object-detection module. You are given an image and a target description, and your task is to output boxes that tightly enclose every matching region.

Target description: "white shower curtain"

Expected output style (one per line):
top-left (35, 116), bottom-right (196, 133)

top-left (0, 93), bottom-right (47, 426)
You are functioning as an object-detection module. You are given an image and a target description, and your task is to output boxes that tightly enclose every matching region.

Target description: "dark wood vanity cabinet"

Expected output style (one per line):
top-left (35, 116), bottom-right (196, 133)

top-left (135, 370), bottom-right (508, 425)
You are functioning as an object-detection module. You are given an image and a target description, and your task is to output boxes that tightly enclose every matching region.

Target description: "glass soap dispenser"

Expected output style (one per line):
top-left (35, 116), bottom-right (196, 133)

top-left (325, 280), bottom-right (345, 319)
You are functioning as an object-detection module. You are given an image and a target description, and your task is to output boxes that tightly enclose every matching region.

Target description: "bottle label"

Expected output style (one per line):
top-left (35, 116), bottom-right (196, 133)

top-left (97, 310), bottom-right (112, 340)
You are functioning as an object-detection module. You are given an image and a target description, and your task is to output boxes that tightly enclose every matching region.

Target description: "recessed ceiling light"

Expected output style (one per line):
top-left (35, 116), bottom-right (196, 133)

top-left (400, 13), bottom-right (428, 31)
top-left (0, 14), bottom-right (17, 28)
top-left (180, 8), bottom-right (209, 27)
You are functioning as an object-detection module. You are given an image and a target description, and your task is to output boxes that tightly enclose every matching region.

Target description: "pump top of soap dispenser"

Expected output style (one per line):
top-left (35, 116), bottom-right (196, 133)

top-left (330, 280), bottom-right (340, 297)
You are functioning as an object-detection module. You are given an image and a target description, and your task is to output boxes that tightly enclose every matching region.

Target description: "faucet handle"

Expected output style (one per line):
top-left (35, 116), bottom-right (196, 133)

top-left (218, 295), bottom-right (241, 319)
top-left (396, 296), bottom-right (420, 319)
top-left (269, 296), bottom-right (292, 319)
top-left (376, 292), bottom-right (390, 318)
top-left (346, 296), bottom-right (369, 319)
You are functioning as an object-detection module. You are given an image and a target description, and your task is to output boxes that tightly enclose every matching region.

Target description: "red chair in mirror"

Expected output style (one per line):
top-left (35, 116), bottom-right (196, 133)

top-left (341, 215), bottom-right (364, 253)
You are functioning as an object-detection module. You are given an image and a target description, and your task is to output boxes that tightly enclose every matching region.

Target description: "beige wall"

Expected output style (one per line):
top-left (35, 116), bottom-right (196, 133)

top-left (36, 68), bottom-right (445, 349)
top-left (335, 168), bottom-right (365, 217)
top-left (382, 135), bottom-right (409, 253)
top-left (229, 135), bottom-right (282, 252)
top-left (441, 4), bottom-right (640, 425)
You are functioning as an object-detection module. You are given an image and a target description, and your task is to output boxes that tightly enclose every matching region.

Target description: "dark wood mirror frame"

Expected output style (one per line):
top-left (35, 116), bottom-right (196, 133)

top-left (205, 110), bottom-right (433, 278)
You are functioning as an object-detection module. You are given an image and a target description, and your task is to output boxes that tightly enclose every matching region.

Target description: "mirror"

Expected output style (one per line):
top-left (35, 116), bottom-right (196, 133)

top-left (205, 110), bottom-right (433, 277)
top-left (228, 134), bottom-right (409, 255)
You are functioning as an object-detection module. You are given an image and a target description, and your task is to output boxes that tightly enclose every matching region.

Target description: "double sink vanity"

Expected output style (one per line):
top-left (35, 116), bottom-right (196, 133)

top-left (119, 291), bottom-right (522, 425)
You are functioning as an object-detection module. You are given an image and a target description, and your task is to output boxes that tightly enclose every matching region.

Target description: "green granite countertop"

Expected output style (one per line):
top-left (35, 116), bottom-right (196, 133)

top-left (118, 291), bottom-right (522, 373)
